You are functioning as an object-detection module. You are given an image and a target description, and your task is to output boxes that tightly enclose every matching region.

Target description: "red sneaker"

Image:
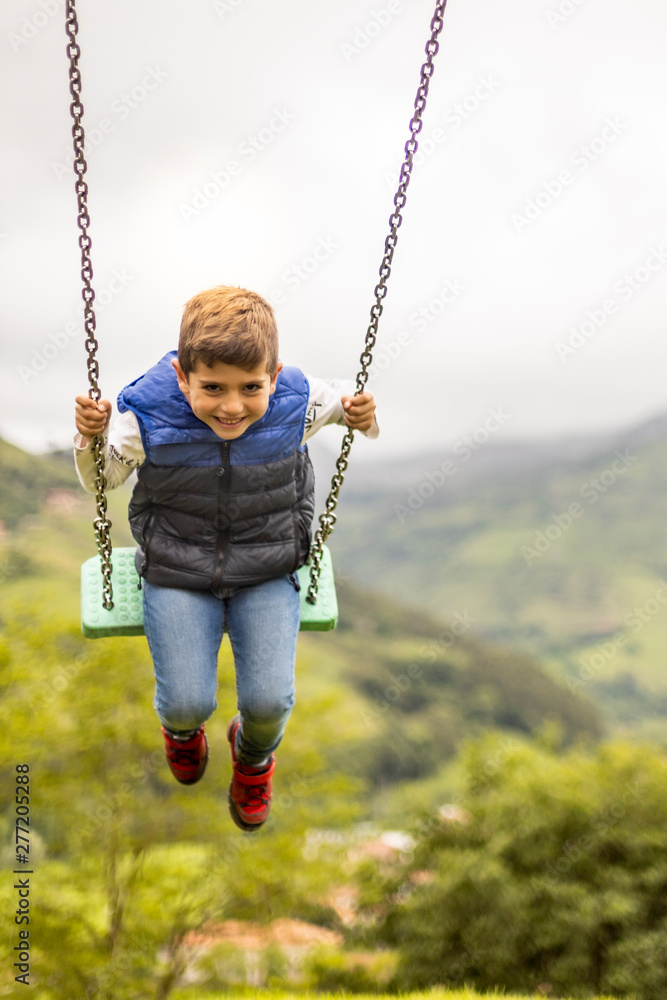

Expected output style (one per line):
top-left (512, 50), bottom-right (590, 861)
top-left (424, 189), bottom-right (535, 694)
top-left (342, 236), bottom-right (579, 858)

top-left (226, 715), bottom-right (275, 831)
top-left (161, 724), bottom-right (209, 785)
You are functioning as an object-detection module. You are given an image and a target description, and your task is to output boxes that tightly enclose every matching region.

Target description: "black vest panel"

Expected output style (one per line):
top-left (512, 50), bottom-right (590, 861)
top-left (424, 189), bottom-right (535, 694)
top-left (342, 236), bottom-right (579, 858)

top-left (129, 443), bottom-right (315, 590)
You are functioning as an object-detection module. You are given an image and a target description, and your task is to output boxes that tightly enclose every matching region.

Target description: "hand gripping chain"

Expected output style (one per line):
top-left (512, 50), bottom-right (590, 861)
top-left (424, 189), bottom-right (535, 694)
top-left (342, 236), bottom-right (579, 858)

top-left (66, 0), bottom-right (114, 610)
top-left (306, 0), bottom-right (448, 604)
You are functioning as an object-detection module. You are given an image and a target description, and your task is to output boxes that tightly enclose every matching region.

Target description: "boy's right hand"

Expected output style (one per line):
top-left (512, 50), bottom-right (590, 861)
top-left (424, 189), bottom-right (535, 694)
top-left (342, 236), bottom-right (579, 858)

top-left (75, 395), bottom-right (112, 442)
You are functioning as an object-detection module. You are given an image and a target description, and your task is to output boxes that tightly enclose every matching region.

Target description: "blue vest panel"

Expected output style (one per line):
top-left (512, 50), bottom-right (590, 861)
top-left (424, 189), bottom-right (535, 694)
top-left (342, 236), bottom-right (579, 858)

top-left (117, 353), bottom-right (315, 591)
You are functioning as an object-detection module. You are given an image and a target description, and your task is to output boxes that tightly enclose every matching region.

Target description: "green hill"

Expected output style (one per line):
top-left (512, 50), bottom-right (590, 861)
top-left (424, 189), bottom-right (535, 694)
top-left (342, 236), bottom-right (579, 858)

top-left (326, 416), bottom-right (667, 742)
top-left (330, 577), bottom-right (602, 788)
top-left (0, 437), bottom-right (79, 528)
top-left (0, 440), bottom-right (602, 809)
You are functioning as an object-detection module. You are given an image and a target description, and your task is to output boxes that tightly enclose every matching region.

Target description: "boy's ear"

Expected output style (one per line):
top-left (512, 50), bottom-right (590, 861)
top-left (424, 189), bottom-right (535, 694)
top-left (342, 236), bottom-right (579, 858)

top-left (269, 361), bottom-right (283, 394)
top-left (172, 358), bottom-right (191, 396)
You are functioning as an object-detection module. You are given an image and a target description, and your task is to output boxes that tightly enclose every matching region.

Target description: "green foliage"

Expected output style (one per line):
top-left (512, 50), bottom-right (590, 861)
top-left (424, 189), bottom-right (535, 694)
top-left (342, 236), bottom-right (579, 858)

top-left (172, 991), bottom-right (621, 1000)
top-left (302, 946), bottom-right (395, 993)
top-left (372, 734), bottom-right (667, 999)
top-left (0, 438), bottom-right (79, 528)
top-left (0, 606), bottom-right (362, 998)
top-left (331, 579), bottom-right (603, 788)
top-left (0, 544), bottom-right (38, 584)
top-left (0, 845), bottom-right (222, 999)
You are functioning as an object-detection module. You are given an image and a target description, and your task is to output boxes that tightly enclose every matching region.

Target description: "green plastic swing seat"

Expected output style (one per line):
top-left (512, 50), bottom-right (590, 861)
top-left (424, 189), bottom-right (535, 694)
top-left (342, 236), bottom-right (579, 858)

top-left (81, 545), bottom-right (338, 639)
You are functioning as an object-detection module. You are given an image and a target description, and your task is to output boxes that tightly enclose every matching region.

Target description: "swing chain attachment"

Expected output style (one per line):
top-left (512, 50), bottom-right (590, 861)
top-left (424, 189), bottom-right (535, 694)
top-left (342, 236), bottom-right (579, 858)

top-left (66, 0), bottom-right (114, 611)
top-left (306, 0), bottom-right (447, 605)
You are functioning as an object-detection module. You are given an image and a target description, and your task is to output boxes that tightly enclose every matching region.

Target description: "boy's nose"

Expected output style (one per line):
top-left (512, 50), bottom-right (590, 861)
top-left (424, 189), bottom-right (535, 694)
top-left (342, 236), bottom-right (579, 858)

top-left (216, 398), bottom-right (244, 417)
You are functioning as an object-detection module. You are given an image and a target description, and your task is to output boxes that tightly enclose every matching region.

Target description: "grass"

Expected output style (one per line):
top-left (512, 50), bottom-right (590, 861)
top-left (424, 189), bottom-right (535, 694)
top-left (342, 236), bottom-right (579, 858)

top-left (173, 990), bottom-right (621, 1000)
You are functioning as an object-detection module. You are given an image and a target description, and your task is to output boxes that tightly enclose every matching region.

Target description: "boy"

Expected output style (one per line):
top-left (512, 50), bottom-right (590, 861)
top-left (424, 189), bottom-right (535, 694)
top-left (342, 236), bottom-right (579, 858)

top-left (74, 285), bottom-right (377, 831)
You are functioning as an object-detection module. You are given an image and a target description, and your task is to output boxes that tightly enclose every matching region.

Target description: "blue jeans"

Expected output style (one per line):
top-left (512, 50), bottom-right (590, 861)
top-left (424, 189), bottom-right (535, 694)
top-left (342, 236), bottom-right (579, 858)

top-left (142, 574), bottom-right (300, 766)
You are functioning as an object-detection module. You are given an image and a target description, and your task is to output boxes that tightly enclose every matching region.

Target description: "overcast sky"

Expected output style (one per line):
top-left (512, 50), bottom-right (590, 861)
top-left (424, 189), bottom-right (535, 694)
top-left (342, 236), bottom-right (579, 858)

top-left (2, 0), bottom-right (666, 462)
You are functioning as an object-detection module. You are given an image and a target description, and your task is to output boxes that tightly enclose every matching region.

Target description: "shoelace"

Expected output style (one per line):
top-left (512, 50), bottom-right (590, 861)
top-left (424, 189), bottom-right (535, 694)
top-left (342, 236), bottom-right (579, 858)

top-left (168, 743), bottom-right (203, 769)
top-left (238, 781), bottom-right (270, 806)
top-left (233, 760), bottom-right (273, 809)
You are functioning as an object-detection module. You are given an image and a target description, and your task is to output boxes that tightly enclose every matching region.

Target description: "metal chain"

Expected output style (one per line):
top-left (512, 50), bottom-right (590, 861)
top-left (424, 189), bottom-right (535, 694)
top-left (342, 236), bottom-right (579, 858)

top-left (307, 0), bottom-right (448, 605)
top-left (66, 0), bottom-right (114, 610)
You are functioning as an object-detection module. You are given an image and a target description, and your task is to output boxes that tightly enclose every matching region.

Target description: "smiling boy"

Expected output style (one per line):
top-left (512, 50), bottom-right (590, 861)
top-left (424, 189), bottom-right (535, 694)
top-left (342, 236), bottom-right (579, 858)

top-left (74, 285), bottom-right (377, 830)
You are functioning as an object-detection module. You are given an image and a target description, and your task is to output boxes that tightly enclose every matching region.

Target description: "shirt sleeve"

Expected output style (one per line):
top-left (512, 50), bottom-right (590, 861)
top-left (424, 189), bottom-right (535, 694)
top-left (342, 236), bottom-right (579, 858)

top-left (73, 409), bottom-right (146, 492)
top-left (303, 376), bottom-right (379, 443)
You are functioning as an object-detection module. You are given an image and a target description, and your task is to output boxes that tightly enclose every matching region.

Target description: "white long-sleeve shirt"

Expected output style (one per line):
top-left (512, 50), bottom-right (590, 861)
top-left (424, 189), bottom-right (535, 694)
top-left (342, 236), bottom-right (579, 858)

top-left (74, 375), bottom-right (378, 493)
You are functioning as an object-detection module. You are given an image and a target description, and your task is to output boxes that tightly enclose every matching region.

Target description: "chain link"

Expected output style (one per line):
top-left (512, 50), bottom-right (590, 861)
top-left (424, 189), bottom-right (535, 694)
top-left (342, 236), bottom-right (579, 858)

top-left (307, 0), bottom-right (448, 604)
top-left (64, 0), bottom-right (445, 610)
top-left (66, 0), bottom-right (114, 610)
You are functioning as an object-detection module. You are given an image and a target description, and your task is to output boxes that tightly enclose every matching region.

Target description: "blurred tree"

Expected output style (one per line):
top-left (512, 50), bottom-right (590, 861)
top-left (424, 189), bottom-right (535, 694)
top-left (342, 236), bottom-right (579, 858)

top-left (0, 609), bottom-right (361, 998)
top-left (369, 734), bottom-right (667, 1000)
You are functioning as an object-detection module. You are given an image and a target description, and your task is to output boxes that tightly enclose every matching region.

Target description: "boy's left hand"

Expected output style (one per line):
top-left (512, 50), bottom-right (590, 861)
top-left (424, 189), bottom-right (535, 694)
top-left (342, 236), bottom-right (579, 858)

top-left (341, 391), bottom-right (376, 432)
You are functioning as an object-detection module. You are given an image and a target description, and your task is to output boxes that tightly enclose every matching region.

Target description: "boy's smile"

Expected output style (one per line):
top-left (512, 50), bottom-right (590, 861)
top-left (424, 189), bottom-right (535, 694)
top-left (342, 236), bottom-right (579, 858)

top-left (172, 358), bottom-right (282, 440)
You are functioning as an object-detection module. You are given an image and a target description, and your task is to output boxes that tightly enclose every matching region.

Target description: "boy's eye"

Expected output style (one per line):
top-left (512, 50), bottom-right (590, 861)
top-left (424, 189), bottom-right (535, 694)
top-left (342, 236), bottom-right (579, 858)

top-left (203, 384), bottom-right (221, 392)
top-left (243, 384), bottom-right (261, 392)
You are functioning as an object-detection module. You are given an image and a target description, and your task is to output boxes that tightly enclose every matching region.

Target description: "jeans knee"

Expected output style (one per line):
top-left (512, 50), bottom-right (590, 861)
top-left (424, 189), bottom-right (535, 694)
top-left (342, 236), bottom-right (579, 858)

top-left (157, 697), bottom-right (216, 733)
top-left (241, 692), bottom-right (294, 724)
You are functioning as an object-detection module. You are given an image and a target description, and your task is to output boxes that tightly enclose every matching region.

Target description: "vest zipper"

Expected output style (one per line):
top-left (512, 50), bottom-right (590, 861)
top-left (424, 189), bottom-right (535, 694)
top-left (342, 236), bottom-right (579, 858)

top-left (212, 441), bottom-right (230, 591)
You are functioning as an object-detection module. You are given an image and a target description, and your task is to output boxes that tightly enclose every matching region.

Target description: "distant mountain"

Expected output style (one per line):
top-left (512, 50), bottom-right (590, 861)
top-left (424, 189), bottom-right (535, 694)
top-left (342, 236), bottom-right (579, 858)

top-left (327, 577), bottom-right (603, 787)
top-left (314, 411), bottom-right (667, 496)
top-left (0, 437), bottom-right (80, 529)
top-left (324, 413), bottom-right (667, 743)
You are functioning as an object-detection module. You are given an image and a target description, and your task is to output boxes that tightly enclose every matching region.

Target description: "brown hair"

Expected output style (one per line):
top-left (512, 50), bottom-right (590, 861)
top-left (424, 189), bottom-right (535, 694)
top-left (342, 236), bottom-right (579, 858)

top-left (178, 285), bottom-right (279, 376)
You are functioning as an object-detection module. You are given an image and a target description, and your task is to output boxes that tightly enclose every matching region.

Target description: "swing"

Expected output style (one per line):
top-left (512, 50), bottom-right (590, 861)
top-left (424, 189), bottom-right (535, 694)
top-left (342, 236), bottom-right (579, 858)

top-left (67, 0), bottom-right (447, 639)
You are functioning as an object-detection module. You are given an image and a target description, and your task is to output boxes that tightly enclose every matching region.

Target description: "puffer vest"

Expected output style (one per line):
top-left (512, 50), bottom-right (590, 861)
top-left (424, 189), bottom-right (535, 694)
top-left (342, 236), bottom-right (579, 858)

top-left (117, 352), bottom-right (315, 591)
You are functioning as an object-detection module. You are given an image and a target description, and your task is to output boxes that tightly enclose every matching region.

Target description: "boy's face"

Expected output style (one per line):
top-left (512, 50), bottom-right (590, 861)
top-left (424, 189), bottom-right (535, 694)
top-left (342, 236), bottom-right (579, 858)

top-left (172, 358), bottom-right (282, 440)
